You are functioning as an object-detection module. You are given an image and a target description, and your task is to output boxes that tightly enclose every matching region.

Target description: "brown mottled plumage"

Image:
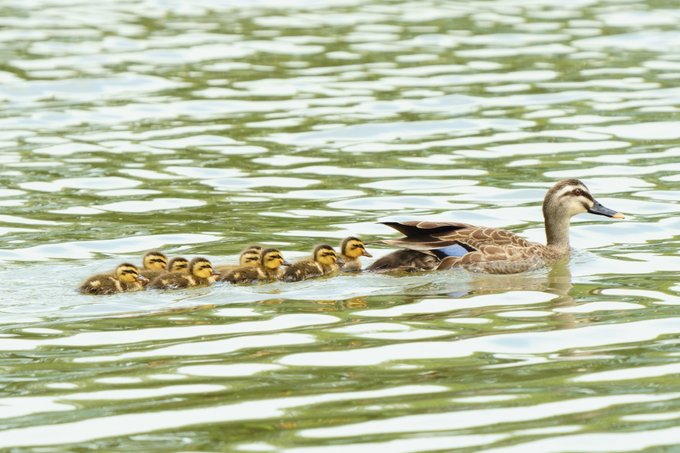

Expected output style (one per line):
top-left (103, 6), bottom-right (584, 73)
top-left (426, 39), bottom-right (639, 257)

top-left (221, 248), bottom-right (290, 284)
top-left (371, 179), bottom-right (624, 274)
top-left (79, 263), bottom-right (148, 295)
top-left (367, 249), bottom-right (441, 273)
top-left (149, 257), bottom-right (219, 290)
top-left (282, 245), bottom-right (340, 282)
top-left (215, 246), bottom-right (262, 275)
top-left (339, 237), bottom-right (372, 272)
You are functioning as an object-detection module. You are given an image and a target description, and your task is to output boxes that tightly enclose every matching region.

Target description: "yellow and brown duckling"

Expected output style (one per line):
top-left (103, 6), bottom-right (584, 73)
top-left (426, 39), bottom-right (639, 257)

top-left (149, 257), bottom-right (219, 290)
top-left (138, 250), bottom-right (169, 281)
top-left (79, 263), bottom-right (149, 295)
top-left (221, 248), bottom-right (290, 284)
top-left (167, 257), bottom-right (190, 273)
top-left (339, 236), bottom-right (372, 272)
top-left (282, 244), bottom-right (341, 282)
top-left (215, 245), bottom-right (263, 275)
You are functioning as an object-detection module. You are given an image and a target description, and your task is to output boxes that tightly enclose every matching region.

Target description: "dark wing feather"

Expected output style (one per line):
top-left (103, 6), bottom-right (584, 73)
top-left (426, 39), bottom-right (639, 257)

top-left (381, 221), bottom-right (530, 252)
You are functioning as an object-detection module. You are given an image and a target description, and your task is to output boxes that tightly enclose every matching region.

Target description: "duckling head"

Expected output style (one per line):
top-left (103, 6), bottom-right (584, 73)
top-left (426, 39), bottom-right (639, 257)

top-left (143, 251), bottom-right (168, 270)
top-left (116, 263), bottom-right (149, 284)
top-left (189, 257), bottom-right (219, 279)
top-left (261, 248), bottom-right (290, 270)
top-left (313, 244), bottom-right (338, 266)
top-left (168, 257), bottom-right (189, 273)
top-left (340, 236), bottom-right (373, 259)
top-left (239, 246), bottom-right (263, 267)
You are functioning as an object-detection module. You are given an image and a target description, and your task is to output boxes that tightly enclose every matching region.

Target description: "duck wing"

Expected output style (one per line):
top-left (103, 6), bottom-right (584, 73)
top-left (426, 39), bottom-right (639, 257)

top-left (381, 221), bottom-right (530, 251)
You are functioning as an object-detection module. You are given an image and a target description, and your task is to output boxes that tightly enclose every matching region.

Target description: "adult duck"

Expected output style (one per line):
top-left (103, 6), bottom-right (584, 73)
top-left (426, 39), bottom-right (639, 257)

top-left (368, 179), bottom-right (624, 274)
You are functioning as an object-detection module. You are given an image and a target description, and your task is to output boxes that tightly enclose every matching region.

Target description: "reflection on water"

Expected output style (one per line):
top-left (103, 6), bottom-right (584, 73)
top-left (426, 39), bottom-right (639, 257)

top-left (2, 0), bottom-right (680, 450)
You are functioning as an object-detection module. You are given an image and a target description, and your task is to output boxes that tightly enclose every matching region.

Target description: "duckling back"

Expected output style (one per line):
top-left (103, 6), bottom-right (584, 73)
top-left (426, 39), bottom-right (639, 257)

top-left (282, 260), bottom-right (324, 282)
top-left (221, 266), bottom-right (266, 284)
top-left (282, 245), bottom-right (339, 282)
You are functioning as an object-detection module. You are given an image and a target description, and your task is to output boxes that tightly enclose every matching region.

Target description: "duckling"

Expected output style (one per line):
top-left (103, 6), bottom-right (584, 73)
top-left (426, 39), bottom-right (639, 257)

top-left (339, 236), bottom-right (372, 272)
top-left (149, 257), bottom-right (219, 290)
top-left (221, 248), bottom-right (290, 284)
top-left (282, 244), bottom-right (340, 282)
top-left (167, 257), bottom-right (190, 273)
top-left (79, 263), bottom-right (149, 295)
top-left (215, 246), bottom-right (262, 275)
top-left (139, 250), bottom-right (169, 281)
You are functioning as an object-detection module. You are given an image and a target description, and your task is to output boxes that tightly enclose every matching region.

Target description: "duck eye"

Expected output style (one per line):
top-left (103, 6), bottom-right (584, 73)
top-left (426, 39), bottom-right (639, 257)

top-left (573, 189), bottom-right (583, 196)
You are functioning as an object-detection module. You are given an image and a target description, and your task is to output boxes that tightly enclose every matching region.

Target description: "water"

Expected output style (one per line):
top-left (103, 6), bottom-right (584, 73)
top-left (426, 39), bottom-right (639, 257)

top-left (1, 0), bottom-right (680, 450)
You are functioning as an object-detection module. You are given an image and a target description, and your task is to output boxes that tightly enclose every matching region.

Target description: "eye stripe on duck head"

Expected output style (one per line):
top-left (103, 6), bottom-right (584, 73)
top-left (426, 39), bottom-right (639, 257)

top-left (340, 236), bottom-right (362, 253)
top-left (261, 248), bottom-right (287, 268)
top-left (143, 251), bottom-right (168, 269)
top-left (189, 257), bottom-right (212, 271)
top-left (168, 257), bottom-right (189, 272)
top-left (313, 245), bottom-right (335, 255)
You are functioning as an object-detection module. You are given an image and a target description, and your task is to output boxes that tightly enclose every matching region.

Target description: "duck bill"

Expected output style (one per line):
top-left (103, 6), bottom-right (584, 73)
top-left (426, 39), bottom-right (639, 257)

top-left (588, 200), bottom-right (625, 219)
top-left (362, 250), bottom-right (373, 258)
top-left (137, 275), bottom-right (150, 284)
top-left (281, 260), bottom-right (291, 267)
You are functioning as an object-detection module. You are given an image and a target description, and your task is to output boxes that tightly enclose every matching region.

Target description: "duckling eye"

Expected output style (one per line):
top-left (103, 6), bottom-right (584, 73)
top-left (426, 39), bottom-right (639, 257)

top-left (573, 188), bottom-right (583, 196)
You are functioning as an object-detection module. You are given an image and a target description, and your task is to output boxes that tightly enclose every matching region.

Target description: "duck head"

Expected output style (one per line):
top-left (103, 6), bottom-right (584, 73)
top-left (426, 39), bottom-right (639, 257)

top-left (189, 257), bottom-right (219, 280)
top-left (239, 246), bottom-right (263, 267)
top-left (313, 244), bottom-right (339, 266)
top-left (142, 251), bottom-right (168, 270)
top-left (340, 236), bottom-right (372, 259)
top-left (115, 263), bottom-right (149, 284)
top-left (543, 179), bottom-right (624, 249)
top-left (168, 257), bottom-right (189, 273)
top-left (261, 248), bottom-right (290, 270)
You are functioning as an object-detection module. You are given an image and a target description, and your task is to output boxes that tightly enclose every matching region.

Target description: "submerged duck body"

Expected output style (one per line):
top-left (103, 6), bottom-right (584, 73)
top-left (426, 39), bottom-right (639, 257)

top-left (79, 263), bottom-right (148, 295)
top-left (339, 237), bottom-right (372, 272)
top-left (370, 179), bottom-right (624, 275)
top-left (283, 244), bottom-right (340, 282)
top-left (221, 248), bottom-right (289, 284)
top-left (149, 257), bottom-right (219, 289)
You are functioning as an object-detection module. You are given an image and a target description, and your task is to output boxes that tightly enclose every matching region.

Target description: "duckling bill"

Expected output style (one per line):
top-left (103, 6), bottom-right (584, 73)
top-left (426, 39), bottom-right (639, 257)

top-left (79, 263), bottom-right (148, 295)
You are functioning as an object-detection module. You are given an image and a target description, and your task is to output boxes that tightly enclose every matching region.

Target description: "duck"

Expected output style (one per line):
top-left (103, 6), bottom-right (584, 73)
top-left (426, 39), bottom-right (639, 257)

top-left (215, 246), bottom-right (262, 275)
top-left (148, 257), bottom-right (219, 290)
top-left (79, 263), bottom-right (149, 295)
top-left (368, 179), bottom-right (624, 274)
top-left (282, 244), bottom-right (341, 282)
top-left (221, 248), bottom-right (290, 284)
top-left (139, 250), bottom-right (169, 281)
top-left (339, 236), bottom-right (372, 272)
